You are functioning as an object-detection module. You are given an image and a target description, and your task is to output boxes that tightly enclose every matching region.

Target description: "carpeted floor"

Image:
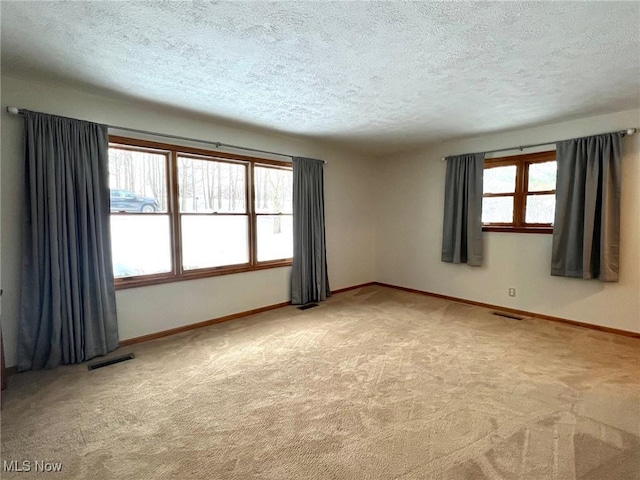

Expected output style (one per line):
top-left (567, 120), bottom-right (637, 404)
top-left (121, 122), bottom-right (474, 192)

top-left (1, 285), bottom-right (639, 479)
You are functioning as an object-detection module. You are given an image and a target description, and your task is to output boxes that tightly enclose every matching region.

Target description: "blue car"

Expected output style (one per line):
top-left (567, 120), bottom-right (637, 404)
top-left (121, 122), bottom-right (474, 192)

top-left (110, 189), bottom-right (159, 213)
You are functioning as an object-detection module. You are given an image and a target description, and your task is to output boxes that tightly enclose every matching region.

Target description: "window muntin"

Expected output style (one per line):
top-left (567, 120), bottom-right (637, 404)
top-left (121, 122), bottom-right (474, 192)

top-left (482, 151), bottom-right (557, 232)
top-left (108, 137), bottom-right (293, 288)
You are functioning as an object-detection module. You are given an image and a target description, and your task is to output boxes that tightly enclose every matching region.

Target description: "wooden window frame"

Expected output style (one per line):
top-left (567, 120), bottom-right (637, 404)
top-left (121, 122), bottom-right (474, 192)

top-left (482, 150), bottom-right (556, 234)
top-left (109, 136), bottom-right (293, 290)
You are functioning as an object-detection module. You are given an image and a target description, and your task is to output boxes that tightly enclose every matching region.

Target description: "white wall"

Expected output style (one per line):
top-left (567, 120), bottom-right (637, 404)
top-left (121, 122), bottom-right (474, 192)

top-left (2, 75), bottom-right (637, 371)
top-left (376, 109), bottom-right (640, 333)
top-left (0, 75), bottom-right (376, 367)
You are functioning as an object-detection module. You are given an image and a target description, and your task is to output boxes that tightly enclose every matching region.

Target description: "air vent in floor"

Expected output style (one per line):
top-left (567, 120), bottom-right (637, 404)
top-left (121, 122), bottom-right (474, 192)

top-left (88, 353), bottom-right (135, 371)
top-left (492, 311), bottom-right (523, 321)
top-left (298, 303), bottom-right (319, 310)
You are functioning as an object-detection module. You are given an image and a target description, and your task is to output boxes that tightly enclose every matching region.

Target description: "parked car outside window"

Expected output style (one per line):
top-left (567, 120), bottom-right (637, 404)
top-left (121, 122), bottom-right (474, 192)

top-left (110, 189), bottom-right (159, 213)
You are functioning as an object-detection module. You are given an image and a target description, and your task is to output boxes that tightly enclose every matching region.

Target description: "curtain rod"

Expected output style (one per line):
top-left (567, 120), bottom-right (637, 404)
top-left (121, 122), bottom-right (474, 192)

top-left (440, 128), bottom-right (637, 161)
top-left (6, 106), bottom-right (327, 163)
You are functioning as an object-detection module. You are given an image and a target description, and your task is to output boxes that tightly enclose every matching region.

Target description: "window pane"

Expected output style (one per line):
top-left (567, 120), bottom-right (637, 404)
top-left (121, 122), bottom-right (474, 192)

top-left (528, 161), bottom-right (557, 192)
top-left (111, 216), bottom-right (172, 277)
top-left (484, 165), bottom-right (516, 194)
top-left (181, 216), bottom-right (249, 270)
top-left (482, 196), bottom-right (514, 223)
top-left (257, 215), bottom-right (293, 262)
top-left (255, 166), bottom-right (293, 214)
top-left (177, 156), bottom-right (246, 213)
top-left (109, 147), bottom-right (167, 213)
top-left (526, 194), bottom-right (555, 224)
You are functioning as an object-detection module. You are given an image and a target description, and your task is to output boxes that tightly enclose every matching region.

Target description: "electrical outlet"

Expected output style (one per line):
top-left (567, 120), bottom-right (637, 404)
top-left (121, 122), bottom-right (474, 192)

top-left (508, 288), bottom-right (516, 297)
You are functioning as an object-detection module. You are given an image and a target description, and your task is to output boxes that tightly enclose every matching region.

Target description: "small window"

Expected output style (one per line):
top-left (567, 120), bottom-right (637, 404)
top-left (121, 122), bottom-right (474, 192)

top-left (482, 151), bottom-right (557, 233)
top-left (254, 165), bottom-right (293, 262)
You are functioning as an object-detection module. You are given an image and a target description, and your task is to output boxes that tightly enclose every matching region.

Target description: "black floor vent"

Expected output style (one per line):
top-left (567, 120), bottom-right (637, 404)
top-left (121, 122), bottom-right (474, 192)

top-left (298, 303), bottom-right (319, 311)
top-left (492, 311), bottom-right (523, 321)
top-left (88, 353), bottom-right (135, 371)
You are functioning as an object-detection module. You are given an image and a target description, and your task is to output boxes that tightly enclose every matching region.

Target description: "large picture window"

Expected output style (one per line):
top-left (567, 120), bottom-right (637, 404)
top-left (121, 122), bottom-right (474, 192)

top-left (482, 150), bottom-right (557, 233)
top-left (108, 137), bottom-right (293, 288)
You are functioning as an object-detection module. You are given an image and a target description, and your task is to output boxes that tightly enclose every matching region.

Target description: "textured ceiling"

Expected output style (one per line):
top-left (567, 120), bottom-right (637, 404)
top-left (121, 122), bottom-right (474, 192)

top-left (2, 1), bottom-right (639, 155)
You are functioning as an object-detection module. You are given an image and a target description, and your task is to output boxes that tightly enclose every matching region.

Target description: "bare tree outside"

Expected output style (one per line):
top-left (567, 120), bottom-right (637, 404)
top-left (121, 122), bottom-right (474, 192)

top-left (255, 166), bottom-right (293, 261)
top-left (255, 166), bottom-right (292, 233)
top-left (177, 156), bottom-right (246, 213)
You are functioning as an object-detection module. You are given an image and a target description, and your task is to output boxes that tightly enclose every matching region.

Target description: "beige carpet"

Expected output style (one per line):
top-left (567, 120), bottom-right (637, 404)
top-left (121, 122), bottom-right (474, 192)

top-left (1, 285), bottom-right (639, 479)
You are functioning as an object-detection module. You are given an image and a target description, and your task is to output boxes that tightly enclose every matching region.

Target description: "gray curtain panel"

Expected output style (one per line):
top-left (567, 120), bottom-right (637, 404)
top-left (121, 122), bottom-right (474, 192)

top-left (18, 111), bottom-right (119, 371)
top-left (290, 157), bottom-right (330, 305)
top-left (441, 153), bottom-right (485, 266)
top-left (551, 133), bottom-right (622, 281)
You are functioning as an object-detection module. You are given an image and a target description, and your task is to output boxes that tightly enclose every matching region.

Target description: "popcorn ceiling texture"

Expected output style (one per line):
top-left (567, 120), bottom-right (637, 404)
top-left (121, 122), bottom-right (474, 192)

top-left (1, 1), bottom-right (639, 154)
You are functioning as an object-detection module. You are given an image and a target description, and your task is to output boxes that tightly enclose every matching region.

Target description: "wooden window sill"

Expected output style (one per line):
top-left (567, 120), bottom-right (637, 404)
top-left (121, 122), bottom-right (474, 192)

top-left (115, 260), bottom-right (293, 290)
top-left (482, 226), bottom-right (553, 234)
